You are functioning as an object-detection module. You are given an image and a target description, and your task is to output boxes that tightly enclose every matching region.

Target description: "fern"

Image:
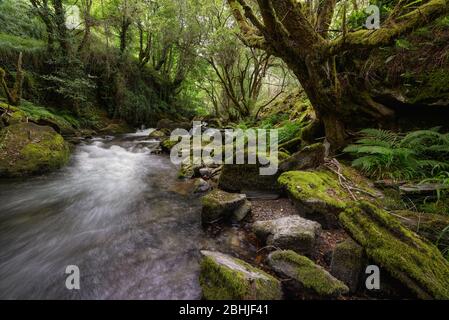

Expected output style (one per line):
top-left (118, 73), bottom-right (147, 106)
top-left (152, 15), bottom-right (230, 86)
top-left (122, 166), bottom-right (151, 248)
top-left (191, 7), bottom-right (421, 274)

top-left (344, 128), bottom-right (449, 181)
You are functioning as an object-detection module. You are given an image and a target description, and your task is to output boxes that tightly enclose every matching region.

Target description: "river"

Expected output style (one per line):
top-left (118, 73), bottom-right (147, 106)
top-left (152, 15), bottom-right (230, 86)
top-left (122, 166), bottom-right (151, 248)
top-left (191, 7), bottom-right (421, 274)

top-left (0, 130), bottom-right (253, 300)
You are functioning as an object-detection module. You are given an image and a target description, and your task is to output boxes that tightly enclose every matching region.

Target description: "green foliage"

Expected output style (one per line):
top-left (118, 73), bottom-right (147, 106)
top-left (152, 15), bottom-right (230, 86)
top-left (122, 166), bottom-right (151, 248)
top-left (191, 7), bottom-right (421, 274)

top-left (41, 59), bottom-right (97, 114)
top-left (395, 38), bottom-right (413, 50)
top-left (259, 113), bottom-right (289, 129)
top-left (344, 128), bottom-right (449, 180)
top-left (278, 122), bottom-right (302, 144)
top-left (0, 0), bottom-right (46, 40)
top-left (18, 100), bottom-right (81, 129)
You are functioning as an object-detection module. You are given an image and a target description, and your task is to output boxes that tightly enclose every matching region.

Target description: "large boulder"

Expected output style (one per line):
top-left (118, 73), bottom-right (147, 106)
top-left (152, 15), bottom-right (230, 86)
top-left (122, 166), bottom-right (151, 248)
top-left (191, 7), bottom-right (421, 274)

top-left (340, 201), bottom-right (449, 299)
top-left (279, 143), bottom-right (325, 172)
top-left (278, 170), bottom-right (350, 229)
top-left (0, 122), bottom-right (71, 178)
top-left (199, 250), bottom-right (283, 300)
top-left (330, 238), bottom-right (366, 293)
top-left (267, 250), bottom-right (349, 298)
top-left (252, 216), bottom-right (321, 255)
top-left (201, 189), bottom-right (250, 224)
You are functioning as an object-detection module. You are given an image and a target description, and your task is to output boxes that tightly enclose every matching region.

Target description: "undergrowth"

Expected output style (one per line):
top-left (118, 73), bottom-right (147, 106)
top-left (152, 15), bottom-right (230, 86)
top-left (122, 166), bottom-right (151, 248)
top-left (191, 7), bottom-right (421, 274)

top-left (344, 128), bottom-right (449, 181)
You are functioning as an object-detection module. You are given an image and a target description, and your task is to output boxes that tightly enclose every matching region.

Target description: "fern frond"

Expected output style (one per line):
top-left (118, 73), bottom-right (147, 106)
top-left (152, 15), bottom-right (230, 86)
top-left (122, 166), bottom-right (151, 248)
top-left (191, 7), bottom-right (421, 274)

top-left (354, 138), bottom-right (394, 148)
top-left (359, 128), bottom-right (400, 146)
top-left (401, 130), bottom-right (445, 148)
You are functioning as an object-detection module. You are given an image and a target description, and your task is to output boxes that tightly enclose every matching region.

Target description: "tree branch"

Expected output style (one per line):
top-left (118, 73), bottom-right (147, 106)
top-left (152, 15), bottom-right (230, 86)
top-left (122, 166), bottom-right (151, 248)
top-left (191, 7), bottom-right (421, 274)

top-left (326, 0), bottom-right (449, 55)
top-left (227, 0), bottom-right (267, 49)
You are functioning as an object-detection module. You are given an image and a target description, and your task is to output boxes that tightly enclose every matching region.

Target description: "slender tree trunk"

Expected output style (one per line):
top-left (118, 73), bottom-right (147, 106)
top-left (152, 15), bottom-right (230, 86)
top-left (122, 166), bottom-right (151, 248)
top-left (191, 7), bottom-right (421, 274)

top-left (52, 0), bottom-right (70, 57)
top-left (0, 53), bottom-right (24, 107)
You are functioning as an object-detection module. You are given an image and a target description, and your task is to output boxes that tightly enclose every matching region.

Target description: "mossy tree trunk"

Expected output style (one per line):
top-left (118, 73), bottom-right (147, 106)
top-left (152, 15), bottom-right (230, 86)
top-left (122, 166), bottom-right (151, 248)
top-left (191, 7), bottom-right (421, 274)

top-left (0, 53), bottom-right (24, 107)
top-left (227, 0), bottom-right (449, 151)
top-left (29, 0), bottom-right (56, 54)
top-left (52, 0), bottom-right (71, 57)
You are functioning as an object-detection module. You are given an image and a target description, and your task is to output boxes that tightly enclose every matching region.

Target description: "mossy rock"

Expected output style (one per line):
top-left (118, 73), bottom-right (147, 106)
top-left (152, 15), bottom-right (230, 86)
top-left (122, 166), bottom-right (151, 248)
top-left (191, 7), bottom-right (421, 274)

top-left (160, 138), bottom-right (180, 153)
top-left (278, 170), bottom-right (350, 228)
top-left (148, 129), bottom-right (167, 139)
top-left (199, 250), bottom-right (283, 300)
top-left (0, 103), bottom-right (27, 125)
top-left (339, 201), bottom-right (449, 299)
top-left (201, 189), bottom-right (247, 225)
top-left (330, 238), bottom-right (366, 293)
top-left (0, 122), bottom-right (71, 177)
top-left (279, 143), bottom-right (325, 172)
top-left (267, 250), bottom-right (349, 298)
top-left (1, 101), bottom-right (78, 135)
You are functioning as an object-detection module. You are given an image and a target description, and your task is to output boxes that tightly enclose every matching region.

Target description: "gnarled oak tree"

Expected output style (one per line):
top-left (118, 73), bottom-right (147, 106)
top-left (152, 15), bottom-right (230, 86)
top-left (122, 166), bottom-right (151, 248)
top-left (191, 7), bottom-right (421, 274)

top-left (227, 0), bottom-right (449, 150)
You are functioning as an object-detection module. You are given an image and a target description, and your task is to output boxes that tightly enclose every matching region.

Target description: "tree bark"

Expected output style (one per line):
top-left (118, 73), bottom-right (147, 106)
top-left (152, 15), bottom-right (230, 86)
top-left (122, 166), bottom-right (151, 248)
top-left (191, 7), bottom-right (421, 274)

top-left (52, 0), bottom-right (71, 57)
top-left (227, 0), bottom-right (449, 151)
top-left (0, 53), bottom-right (24, 107)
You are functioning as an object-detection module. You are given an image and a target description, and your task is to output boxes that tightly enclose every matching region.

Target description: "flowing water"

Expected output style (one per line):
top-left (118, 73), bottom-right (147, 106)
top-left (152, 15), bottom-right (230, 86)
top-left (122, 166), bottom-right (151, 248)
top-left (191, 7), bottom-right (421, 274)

top-left (0, 130), bottom-right (255, 300)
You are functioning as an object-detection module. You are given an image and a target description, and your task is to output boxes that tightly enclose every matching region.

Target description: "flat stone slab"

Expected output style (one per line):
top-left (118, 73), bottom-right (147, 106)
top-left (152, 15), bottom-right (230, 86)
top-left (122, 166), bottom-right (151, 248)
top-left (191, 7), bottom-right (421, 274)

top-left (330, 238), bottom-right (365, 293)
top-left (200, 250), bottom-right (283, 300)
top-left (253, 216), bottom-right (321, 255)
top-left (399, 183), bottom-right (449, 196)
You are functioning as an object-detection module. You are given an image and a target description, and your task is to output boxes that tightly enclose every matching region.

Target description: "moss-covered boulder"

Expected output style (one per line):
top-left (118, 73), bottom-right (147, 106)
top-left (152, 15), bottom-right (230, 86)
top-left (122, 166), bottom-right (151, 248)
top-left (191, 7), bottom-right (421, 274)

top-left (160, 138), bottom-right (180, 153)
top-left (267, 250), bottom-right (349, 298)
top-left (330, 238), bottom-right (366, 293)
top-left (279, 143), bottom-right (325, 172)
top-left (278, 170), bottom-right (350, 228)
top-left (253, 216), bottom-right (321, 255)
top-left (340, 202), bottom-right (449, 299)
top-left (201, 189), bottom-right (249, 225)
top-left (148, 129), bottom-right (167, 139)
top-left (200, 250), bottom-right (283, 300)
top-left (0, 122), bottom-right (71, 177)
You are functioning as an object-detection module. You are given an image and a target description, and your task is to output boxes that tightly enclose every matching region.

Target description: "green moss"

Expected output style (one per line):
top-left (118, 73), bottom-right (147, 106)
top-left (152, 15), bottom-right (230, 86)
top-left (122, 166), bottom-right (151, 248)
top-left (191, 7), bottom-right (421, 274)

top-left (2, 100), bottom-right (80, 134)
top-left (394, 210), bottom-right (449, 247)
top-left (0, 123), bottom-right (70, 177)
top-left (0, 32), bottom-right (45, 53)
top-left (200, 254), bottom-right (282, 300)
top-left (340, 201), bottom-right (449, 299)
top-left (269, 250), bottom-right (349, 297)
top-left (277, 151), bottom-right (291, 161)
top-left (406, 69), bottom-right (449, 104)
top-left (278, 170), bottom-right (349, 210)
top-left (98, 123), bottom-right (133, 135)
top-left (161, 139), bottom-right (180, 152)
top-left (19, 133), bottom-right (70, 172)
top-left (418, 199), bottom-right (449, 215)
